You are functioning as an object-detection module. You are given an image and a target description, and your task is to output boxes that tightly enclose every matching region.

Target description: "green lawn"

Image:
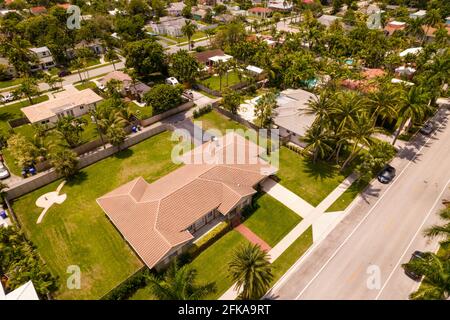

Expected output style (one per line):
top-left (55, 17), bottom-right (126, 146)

top-left (0, 95), bottom-right (49, 132)
top-left (243, 193), bottom-right (301, 247)
top-left (75, 81), bottom-right (97, 91)
top-left (0, 78), bottom-right (22, 89)
top-left (200, 70), bottom-right (243, 92)
top-left (277, 147), bottom-right (354, 207)
top-left (12, 130), bottom-right (182, 299)
top-left (127, 102), bottom-right (153, 120)
top-left (164, 31), bottom-right (206, 44)
top-left (325, 179), bottom-right (369, 212)
top-left (69, 57), bottom-right (101, 71)
top-left (188, 230), bottom-right (251, 299)
top-left (195, 110), bottom-right (248, 134)
top-left (270, 226), bottom-right (313, 285)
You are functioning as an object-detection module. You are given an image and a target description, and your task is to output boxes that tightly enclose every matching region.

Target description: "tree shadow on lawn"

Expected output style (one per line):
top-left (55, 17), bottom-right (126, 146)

top-left (114, 148), bottom-right (134, 159)
top-left (302, 158), bottom-right (342, 181)
top-left (66, 171), bottom-right (88, 186)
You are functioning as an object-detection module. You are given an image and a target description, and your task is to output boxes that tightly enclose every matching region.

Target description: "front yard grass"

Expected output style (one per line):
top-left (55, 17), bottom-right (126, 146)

top-left (188, 230), bottom-right (251, 299)
top-left (195, 109), bottom-right (248, 134)
top-left (270, 226), bottom-right (313, 285)
top-left (75, 81), bottom-right (97, 91)
top-left (0, 78), bottom-right (22, 89)
top-left (277, 147), bottom-right (354, 207)
top-left (243, 193), bottom-right (301, 247)
top-left (12, 130), bottom-right (182, 299)
top-left (325, 179), bottom-right (369, 212)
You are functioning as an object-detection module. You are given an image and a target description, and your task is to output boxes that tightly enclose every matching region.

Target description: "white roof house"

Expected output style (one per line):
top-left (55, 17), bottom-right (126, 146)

top-left (0, 281), bottom-right (39, 300)
top-left (395, 66), bottom-right (416, 76)
top-left (208, 54), bottom-right (233, 64)
top-left (21, 89), bottom-right (103, 124)
top-left (246, 65), bottom-right (264, 74)
top-left (410, 10), bottom-right (426, 19)
top-left (399, 47), bottom-right (423, 57)
top-left (391, 78), bottom-right (414, 86)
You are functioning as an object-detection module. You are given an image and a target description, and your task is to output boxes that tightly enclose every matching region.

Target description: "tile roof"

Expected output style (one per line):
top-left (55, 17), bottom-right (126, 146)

top-left (194, 49), bottom-right (225, 64)
top-left (97, 133), bottom-right (276, 268)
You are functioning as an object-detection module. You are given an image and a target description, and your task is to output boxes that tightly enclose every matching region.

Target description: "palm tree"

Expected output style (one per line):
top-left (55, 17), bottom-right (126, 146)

top-left (303, 90), bottom-right (334, 129)
top-left (341, 113), bottom-right (380, 170)
top-left (254, 92), bottom-right (277, 129)
top-left (49, 148), bottom-right (79, 179)
top-left (104, 49), bottom-right (119, 71)
top-left (423, 207), bottom-right (450, 248)
top-left (367, 82), bottom-right (400, 125)
top-left (215, 61), bottom-right (228, 92)
top-left (392, 86), bottom-right (429, 146)
top-left (204, 28), bottom-right (215, 47)
top-left (402, 252), bottom-right (450, 300)
top-left (423, 9), bottom-right (442, 44)
top-left (303, 124), bottom-right (334, 163)
top-left (147, 261), bottom-right (216, 300)
top-left (228, 243), bottom-right (273, 300)
top-left (43, 74), bottom-right (58, 91)
top-left (181, 20), bottom-right (198, 51)
top-left (13, 77), bottom-right (39, 105)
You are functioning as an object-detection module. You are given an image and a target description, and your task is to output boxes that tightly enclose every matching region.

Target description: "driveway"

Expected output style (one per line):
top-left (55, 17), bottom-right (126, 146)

top-left (268, 107), bottom-right (450, 300)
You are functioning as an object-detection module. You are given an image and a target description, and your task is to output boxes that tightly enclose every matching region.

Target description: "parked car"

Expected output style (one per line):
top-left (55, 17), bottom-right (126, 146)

top-left (58, 69), bottom-right (71, 77)
top-left (165, 77), bottom-right (179, 86)
top-left (0, 162), bottom-right (10, 180)
top-left (183, 89), bottom-right (194, 100)
top-left (377, 165), bottom-right (396, 184)
top-left (420, 122), bottom-right (434, 135)
top-left (0, 93), bottom-right (16, 103)
top-left (404, 251), bottom-right (427, 281)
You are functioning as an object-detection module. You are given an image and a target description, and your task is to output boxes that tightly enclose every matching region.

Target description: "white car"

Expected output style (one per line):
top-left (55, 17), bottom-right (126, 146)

top-left (165, 77), bottom-right (179, 86)
top-left (1, 93), bottom-right (15, 103)
top-left (0, 162), bottom-right (10, 180)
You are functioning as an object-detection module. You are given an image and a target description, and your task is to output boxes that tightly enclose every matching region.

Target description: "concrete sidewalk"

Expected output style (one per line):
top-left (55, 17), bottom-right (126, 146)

top-left (220, 174), bottom-right (358, 300)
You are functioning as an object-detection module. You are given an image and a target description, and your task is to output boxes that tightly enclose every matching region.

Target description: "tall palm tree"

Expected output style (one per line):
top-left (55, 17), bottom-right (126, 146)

top-left (341, 113), bottom-right (379, 170)
top-left (228, 243), bottom-right (273, 300)
top-left (181, 20), bottom-right (198, 51)
top-left (147, 261), bottom-right (216, 300)
top-left (332, 91), bottom-right (366, 133)
top-left (424, 207), bottom-right (450, 248)
top-left (402, 252), bottom-right (450, 300)
top-left (367, 82), bottom-right (400, 125)
top-left (302, 124), bottom-right (333, 163)
top-left (105, 49), bottom-right (119, 71)
top-left (13, 77), bottom-right (39, 105)
top-left (422, 9), bottom-right (442, 44)
top-left (303, 90), bottom-right (334, 129)
top-left (392, 86), bottom-right (429, 146)
top-left (215, 61), bottom-right (228, 92)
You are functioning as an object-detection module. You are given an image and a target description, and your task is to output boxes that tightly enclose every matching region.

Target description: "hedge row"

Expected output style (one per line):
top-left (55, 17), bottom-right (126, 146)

top-left (101, 267), bottom-right (151, 300)
top-left (187, 221), bottom-right (231, 259)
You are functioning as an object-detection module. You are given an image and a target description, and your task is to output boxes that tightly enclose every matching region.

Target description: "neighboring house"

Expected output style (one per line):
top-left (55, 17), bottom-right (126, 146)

top-left (21, 89), bottom-right (103, 125)
top-left (384, 21), bottom-right (406, 36)
top-left (97, 71), bottom-right (149, 101)
top-left (0, 281), bottom-right (39, 300)
top-left (198, 0), bottom-right (217, 5)
top-left (247, 7), bottom-right (273, 19)
top-left (126, 82), bottom-right (151, 102)
top-left (216, 13), bottom-right (234, 24)
top-left (317, 14), bottom-right (341, 28)
top-left (29, 6), bottom-right (47, 15)
top-left (272, 89), bottom-right (317, 146)
top-left (341, 68), bottom-right (385, 92)
top-left (0, 57), bottom-right (17, 79)
top-left (395, 66), bottom-right (416, 79)
top-left (399, 47), bottom-right (422, 57)
top-left (167, 1), bottom-right (186, 16)
top-left (97, 70), bottom-right (132, 88)
top-left (150, 17), bottom-right (188, 37)
top-left (192, 7), bottom-right (208, 20)
top-left (29, 46), bottom-right (56, 71)
top-left (421, 25), bottom-right (450, 42)
top-left (67, 39), bottom-right (105, 59)
top-left (409, 9), bottom-right (426, 19)
top-left (268, 1), bottom-right (292, 12)
top-left (97, 133), bottom-right (276, 271)
top-left (245, 65), bottom-right (265, 81)
top-left (194, 49), bottom-right (232, 69)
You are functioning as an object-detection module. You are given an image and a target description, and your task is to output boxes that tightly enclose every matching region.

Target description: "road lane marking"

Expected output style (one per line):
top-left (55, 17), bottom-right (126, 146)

top-left (294, 113), bottom-right (448, 300)
top-left (375, 179), bottom-right (450, 300)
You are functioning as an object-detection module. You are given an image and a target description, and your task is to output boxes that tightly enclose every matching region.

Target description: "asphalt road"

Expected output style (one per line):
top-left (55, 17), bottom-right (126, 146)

top-left (268, 107), bottom-right (450, 300)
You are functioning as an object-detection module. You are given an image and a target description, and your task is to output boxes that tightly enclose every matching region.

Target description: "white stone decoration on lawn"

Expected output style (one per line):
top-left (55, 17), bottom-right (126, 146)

top-left (35, 181), bottom-right (67, 224)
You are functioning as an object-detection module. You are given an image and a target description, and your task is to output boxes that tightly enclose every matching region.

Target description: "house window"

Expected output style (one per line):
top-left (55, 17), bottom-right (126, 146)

top-left (80, 106), bottom-right (84, 110)
top-left (207, 211), bottom-right (214, 218)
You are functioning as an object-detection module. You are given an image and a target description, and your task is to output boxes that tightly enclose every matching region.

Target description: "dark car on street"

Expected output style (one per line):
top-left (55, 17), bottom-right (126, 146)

top-left (403, 251), bottom-right (427, 281)
top-left (58, 69), bottom-right (71, 77)
top-left (419, 122), bottom-right (434, 135)
top-left (377, 165), bottom-right (396, 184)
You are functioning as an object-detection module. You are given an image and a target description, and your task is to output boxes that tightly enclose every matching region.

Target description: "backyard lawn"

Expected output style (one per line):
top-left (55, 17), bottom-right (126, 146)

top-left (12, 130), bottom-right (182, 299)
top-left (127, 102), bottom-right (153, 120)
top-left (243, 193), bottom-right (301, 247)
top-left (0, 95), bottom-right (49, 132)
top-left (200, 70), bottom-right (243, 92)
top-left (195, 110), bottom-right (248, 134)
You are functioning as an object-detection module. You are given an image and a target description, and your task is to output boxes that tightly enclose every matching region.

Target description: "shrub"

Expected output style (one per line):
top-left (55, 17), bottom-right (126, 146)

top-left (193, 104), bottom-right (212, 118)
top-left (101, 267), bottom-right (152, 300)
top-left (187, 221), bottom-right (231, 258)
